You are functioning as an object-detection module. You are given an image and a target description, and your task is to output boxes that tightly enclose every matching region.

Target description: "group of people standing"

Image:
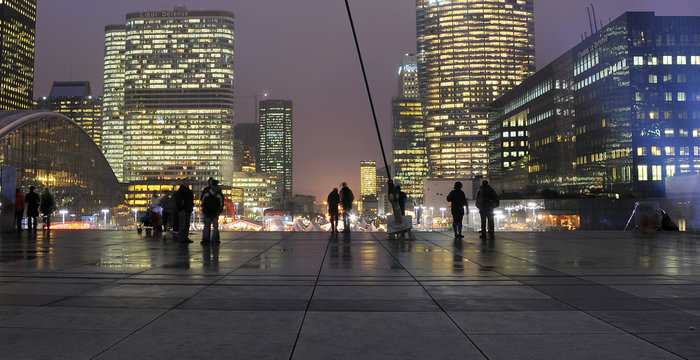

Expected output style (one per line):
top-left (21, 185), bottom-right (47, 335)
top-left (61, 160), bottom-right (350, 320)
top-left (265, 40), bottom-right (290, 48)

top-left (447, 180), bottom-right (499, 240)
top-left (14, 186), bottom-right (56, 232)
top-left (327, 182), bottom-right (354, 233)
top-left (143, 177), bottom-right (224, 245)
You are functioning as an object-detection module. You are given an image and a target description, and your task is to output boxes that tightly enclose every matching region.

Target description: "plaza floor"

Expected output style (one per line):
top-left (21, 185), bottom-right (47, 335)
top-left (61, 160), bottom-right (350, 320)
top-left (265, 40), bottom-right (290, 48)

top-left (0, 229), bottom-right (698, 359)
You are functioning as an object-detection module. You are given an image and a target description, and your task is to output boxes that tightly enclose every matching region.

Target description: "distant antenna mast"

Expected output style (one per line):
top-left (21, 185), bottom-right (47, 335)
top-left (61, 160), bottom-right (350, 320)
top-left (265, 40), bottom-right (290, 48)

top-left (591, 3), bottom-right (599, 32)
top-left (586, 7), bottom-right (594, 35)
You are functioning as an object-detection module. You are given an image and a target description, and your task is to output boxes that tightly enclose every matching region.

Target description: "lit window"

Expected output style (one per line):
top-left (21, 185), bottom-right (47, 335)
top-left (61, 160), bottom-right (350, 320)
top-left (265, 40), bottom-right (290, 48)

top-left (664, 128), bottom-right (675, 137)
top-left (680, 147), bottom-right (689, 156)
top-left (662, 55), bottom-right (673, 65)
top-left (648, 57), bottom-right (658, 65)
top-left (665, 92), bottom-right (673, 102)
top-left (665, 146), bottom-right (675, 156)
top-left (649, 74), bottom-right (657, 83)
top-left (637, 147), bottom-right (647, 156)
top-left (652, 165), bottom-right (662, 181)
top-left (676, 56), bottom-right (687, 65)
top-left (691, 56), bottom-right (700, 65)
top-left (695, 146), bottom-right (700, 156)
top-left (678, 92), bottom-right (686, 101)
top-left (637, 165), bottom-right (648, 181)
top-left (651, 146), bottom-right (661, 156)
top-left (680, 129), bottom-right (688, 137)
top-left (633, 56), bottom-right (644, 66)
top-left (666, 165), bottom-right (675, 177)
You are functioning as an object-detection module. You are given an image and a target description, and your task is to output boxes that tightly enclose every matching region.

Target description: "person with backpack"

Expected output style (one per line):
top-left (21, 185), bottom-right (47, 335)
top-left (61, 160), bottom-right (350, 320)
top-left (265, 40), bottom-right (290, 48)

top-left (475, 180), bottom-right (499, 240)
top-left (447, 181), bottom-right (468, 238)
top-left (200, 177), bottom-right (224, 245)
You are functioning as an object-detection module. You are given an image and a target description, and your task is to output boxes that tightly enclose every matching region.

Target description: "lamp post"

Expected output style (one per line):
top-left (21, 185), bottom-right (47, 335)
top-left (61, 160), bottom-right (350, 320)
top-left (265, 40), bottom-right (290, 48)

top-left (59, 210), bottom-right (68, 224)
top-left (413, 205), bottom-right (419, 225)
top-left (429, 207), bottom-right (434, 230)
top-left (101, 209), bottom-right (109, 229)
top-left (439, 207), bottom-right (446, 229)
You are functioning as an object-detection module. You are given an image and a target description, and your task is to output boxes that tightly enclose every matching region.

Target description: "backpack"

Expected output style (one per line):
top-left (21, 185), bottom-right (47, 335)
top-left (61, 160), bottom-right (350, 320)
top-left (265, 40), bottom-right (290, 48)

top-left (201, 190), bottom-right (221, 217)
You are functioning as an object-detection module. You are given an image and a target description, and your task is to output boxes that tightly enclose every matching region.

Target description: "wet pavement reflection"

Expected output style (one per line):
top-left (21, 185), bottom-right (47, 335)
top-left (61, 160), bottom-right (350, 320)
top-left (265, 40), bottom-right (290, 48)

top-left (0, 230), bottom-right (698, 359)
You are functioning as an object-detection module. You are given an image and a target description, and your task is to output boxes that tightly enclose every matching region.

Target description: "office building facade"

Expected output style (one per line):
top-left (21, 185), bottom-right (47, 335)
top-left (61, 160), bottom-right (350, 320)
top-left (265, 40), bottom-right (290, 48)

top-left (35, 81), bottom-right (103, 148)
top-left (392, 54), bottom-right (427, 204)
top-left (416, 0), bottom-right (534, 178)
top-left (0, 0), bottom-right (36, 110)
top-left (103, 7), bottom-right (235, 196)
top-left (102, 25), bottom-right (127, 181)
top-left (234, 122), bottom-right (259, 172)
top-left (258, 99), bottom-right (293, 202)
top-left (490, 12), bottom-right (700, 197)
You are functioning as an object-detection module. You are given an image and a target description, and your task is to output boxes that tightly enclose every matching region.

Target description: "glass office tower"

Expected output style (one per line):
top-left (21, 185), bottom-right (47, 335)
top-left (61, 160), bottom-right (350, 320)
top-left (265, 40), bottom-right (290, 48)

top-left (490, 12), bottom-right (700, 198)
top-left (0, 0), bottom-right (36, 110)
top-left (102, 25), bottom-right (127, 181)
top-left (416, 0), bottom-right (534, 178)
top-left (258, 99), bottom-right (293, 203)
top-left (392, 54), bottom-right (427, 204)
top-left (103, 6), bottom-right (235, 190)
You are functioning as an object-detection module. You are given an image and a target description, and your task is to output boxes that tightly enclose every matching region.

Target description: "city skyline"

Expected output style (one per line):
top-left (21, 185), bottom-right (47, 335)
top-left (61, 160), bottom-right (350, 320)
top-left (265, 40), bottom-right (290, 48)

top-left (33, 0), bottom-right (700, 201)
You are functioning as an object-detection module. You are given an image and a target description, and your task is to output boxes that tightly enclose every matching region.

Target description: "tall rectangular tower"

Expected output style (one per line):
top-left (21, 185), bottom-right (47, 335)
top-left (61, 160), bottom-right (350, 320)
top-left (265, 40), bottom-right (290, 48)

top-left (258, 99), bottom-right (293, 202)
top-left (103, 7), bottom-right (235, 187)
top-left (416, 0), bottom-right (534, 178)
top-left (392, 54), bottom-right (427, 204)
top-left (102, 25), bottom-right (126, 181)
top-left (35, 81), bottom-right (103, 148)
top-left (0, 0), bottom-right (36, 110)
top-left (360, 160), bottom-right (377, 196)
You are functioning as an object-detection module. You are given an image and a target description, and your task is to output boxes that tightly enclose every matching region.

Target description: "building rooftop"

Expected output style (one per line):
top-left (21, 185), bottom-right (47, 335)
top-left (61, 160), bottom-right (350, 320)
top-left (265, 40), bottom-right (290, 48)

top-left (49, 81), bottom-right (92, 98)
top-left (0, 230), bottom-right (698, 358)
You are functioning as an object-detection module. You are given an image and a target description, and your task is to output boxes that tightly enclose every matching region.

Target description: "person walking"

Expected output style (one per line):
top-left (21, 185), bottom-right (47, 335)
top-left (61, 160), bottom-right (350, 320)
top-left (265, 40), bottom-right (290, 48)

top-left (14, 188), bottom-right (25, 232)
top-left (475, 180), bottom-right (499, 240)
top-left (40, 188), bottom-right (56, 230)
top-left (200, 177), bottom-right (224, 245)
top-left (327, 188), bottom-right (340, 233)
top-left (339, 182), bottom-right (354, 233)
top-left (25, 186), bottom-right (40, 231)
top-left (175, 178), bottom-right (194, 243)
top-left (447, 181), bottom-right (468, 238)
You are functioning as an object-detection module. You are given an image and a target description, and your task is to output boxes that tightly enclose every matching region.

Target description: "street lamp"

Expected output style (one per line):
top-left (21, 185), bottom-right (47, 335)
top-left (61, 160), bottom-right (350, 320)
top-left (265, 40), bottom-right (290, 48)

top-left (59, 210), bottom-right (68, 224)
top-left (101, 209), bottom-right (109, 229)
top-left (439, 207), bottom-right (446, 229)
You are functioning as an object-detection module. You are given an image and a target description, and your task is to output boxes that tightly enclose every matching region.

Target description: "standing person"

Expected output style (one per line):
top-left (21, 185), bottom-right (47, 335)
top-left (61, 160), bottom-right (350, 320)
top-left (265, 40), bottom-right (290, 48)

top-left (200, 177), bottom-right (224, 245)
top-left (160, 191), bottom-right (177, 232)
top-left (14, 188), bottom-right (25, 232)
top-left (40, 188), bottom-right (56, 230)
top-left (396, 186), bottom-right (407, 216)
top-left (149, 192), bottom-right (161, 233)
top-left (339, 182), bottom-right (354, 233)
top-left (327, 188), bottom-right (340, 233)
top-left (447, 181), bottom-right (468, 238)
top-left (475, 180), bottom-right (499, 240)
top-left (25, 186), bottom-right (40, 231)
top-left (175, 178), bottom-right (194, 243)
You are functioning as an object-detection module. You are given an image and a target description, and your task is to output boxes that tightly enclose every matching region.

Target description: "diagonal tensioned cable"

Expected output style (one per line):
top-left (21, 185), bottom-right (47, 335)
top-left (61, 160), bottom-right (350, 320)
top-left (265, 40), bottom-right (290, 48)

top-left (343, 0), bottom-right (392, 184)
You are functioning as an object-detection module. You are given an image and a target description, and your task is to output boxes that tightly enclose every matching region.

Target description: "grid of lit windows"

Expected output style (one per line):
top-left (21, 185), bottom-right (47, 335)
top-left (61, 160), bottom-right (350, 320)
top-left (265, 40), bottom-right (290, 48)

top-left (258, 100), bottom-right (293, 203)
top-left (416, 0), bottom-right (534, 178)
top-left (0, 0), bottom-right (36, 110)
top-left (102, 25), bottom-right (127, 181)
top-left (360, 161), bottom-right (377, 196)
top-left (103, 7), bottom-right (235, 188)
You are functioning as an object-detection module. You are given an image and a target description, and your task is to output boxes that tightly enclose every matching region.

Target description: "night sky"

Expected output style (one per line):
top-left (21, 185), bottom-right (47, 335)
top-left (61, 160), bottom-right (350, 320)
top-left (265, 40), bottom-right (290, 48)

top-left (34, 0), bottom-right (700, 201)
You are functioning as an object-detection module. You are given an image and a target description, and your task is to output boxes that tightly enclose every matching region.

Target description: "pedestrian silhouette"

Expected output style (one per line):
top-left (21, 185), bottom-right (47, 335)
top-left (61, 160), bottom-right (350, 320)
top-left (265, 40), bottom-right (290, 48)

top-left (15, 188), bottom-right (25, 232)
top-left (40, 188), bottom-right (56, 230)
top-left (25, 186), bottom-right (39, 231)
top-left (175, 178), bottom-right (194, 243)
top-left (327, 188), bottom-right (340, 233)
top-left (447, 181), bottom-right (468, 238)
top-left (476, 180), bottom-right (499, 240)
top-left (339, 182), bottom-right (354, 233)
top-left (200, 177), bottom-right (224, 245)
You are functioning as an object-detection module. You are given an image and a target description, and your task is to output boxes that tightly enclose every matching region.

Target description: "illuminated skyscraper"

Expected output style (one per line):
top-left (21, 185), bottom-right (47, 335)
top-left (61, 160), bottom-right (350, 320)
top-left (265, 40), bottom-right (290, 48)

top-left (360, 160), bottom-right (377, 196)
top-left (102, 25), bottom-right (126, 181)
top-left (392, 54), bottom-right (427, 204)
top-left (258, 99), bottom-right (293, 202)
top-left (416, 0), bottom-right (534, 178)
top-left (35, 81), bottom-right (103, 148)
top-left (103, 6), bottom-right (234, 192)
top-left (0, 0), bottom-right (36, 110)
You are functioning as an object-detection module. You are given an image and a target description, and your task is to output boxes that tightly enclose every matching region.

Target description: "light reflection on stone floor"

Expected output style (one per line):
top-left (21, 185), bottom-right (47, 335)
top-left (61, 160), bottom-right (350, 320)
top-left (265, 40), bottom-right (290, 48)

top-left (0, 230), bottom-right (698, 359)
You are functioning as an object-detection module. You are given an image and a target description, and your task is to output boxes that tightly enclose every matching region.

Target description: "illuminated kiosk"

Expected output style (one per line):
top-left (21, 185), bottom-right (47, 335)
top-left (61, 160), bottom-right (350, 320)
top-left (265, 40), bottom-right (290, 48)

top-left (0, 111), bottom-right (125, 220)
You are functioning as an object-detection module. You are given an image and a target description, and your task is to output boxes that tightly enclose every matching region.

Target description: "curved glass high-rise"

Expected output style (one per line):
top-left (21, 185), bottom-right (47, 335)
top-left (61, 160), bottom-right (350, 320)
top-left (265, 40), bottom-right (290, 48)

top-left (416, 0), bottom-right (534, 178)
top-left (103, 6), bottom-right (234, 189)
top-left (0, 0), bottom-right (36, 110)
